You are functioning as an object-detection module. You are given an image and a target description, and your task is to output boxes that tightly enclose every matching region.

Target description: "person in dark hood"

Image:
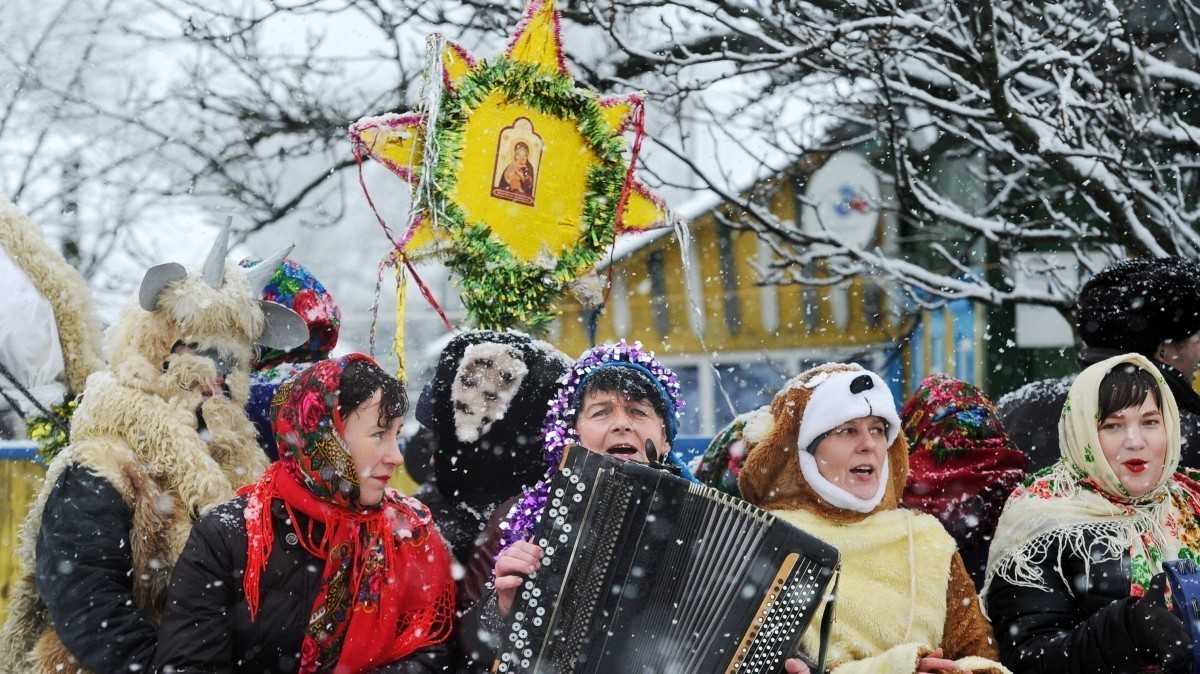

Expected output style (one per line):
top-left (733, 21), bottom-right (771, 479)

top-left (998, 257), bottom-right (1200, 472)
top-left (412, 330), bottom-right (571, 566)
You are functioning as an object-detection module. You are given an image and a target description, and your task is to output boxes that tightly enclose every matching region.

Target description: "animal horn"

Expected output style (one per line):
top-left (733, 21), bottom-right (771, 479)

top-left (243, 243), bottom-right (295, 296)
top-left (202, 217), bottom-right (233, 289)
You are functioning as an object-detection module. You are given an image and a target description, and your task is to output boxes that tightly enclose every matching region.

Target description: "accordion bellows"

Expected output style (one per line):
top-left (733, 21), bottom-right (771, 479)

top-left (495, 446), bottom-right (840, 673)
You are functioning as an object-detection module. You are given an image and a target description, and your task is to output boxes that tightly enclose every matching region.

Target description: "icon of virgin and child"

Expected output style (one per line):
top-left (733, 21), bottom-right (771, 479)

top-left (491, 118), bottom-right (543, 206)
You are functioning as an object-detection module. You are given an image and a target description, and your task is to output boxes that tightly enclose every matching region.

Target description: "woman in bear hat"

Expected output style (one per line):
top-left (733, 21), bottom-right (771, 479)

top-left (738, 363), bottom-right (1008, 674)
top-left (154, 354), bottom-right (456, 673)
top-left (984, 354), bottom-right (1200, 674)
top-left (901, 374), bottom-right (1028, 589)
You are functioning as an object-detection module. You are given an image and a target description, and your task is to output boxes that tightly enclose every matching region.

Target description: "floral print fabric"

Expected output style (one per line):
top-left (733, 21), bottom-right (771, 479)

top-left (985, 353), bottom-right (1200, 598)
top-left (243, 354), bottom-right (455, 673)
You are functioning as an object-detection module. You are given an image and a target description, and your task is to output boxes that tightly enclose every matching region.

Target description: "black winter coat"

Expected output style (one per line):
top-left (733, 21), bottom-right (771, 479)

top-left (35, 464), bottom-right (158, 672)
top-left (153, 497), bottom-right (450, 674)
top-left (985, 536), bottom-right (1166, 674)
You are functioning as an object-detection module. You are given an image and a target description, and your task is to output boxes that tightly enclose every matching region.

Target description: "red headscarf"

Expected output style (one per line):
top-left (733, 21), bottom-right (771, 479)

top-left (240, 354), bottom-right (454, 673)
top-left (900, 374), bottom-right (1027, 552)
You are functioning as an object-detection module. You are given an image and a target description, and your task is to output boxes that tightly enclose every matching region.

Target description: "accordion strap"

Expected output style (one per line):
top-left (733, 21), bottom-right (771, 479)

top-left (815, 568), bottom-right (839, 674)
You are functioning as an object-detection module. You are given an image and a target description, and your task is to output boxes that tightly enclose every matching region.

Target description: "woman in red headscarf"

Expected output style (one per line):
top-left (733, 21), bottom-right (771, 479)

top-left (155, 354), bottom-right (455, 673)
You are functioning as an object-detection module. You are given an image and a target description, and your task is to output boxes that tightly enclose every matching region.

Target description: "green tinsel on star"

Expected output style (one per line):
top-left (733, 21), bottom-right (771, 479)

top-left (422, 56), bottom-right (629, 332)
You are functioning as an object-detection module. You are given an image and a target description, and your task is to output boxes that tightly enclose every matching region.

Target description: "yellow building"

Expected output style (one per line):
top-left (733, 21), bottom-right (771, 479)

top-left (553, 151), bottom-right (926, 435)
top-left (0, 446), bottom-right (43, 614)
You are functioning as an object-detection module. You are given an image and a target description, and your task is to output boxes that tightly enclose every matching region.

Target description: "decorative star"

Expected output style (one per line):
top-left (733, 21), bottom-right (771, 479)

top-left (351, 0), bottom-right (673, 332)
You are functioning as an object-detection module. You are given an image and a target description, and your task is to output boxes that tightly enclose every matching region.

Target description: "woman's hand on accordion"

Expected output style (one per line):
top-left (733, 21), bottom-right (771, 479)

top-left (494, 541), bottom-right (544, 618)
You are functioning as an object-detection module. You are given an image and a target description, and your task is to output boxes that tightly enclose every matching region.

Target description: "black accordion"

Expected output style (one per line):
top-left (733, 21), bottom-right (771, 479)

top-left (494, 445), bottom-right (840, 674)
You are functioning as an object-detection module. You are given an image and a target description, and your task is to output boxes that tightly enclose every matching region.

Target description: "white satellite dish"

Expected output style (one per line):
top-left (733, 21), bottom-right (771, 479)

top-left (800, 151), bottom-right (881, 250)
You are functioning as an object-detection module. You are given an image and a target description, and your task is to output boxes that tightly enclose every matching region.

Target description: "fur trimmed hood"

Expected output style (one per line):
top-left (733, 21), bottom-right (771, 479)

top-left (738, 363), bottom-right (910, 523)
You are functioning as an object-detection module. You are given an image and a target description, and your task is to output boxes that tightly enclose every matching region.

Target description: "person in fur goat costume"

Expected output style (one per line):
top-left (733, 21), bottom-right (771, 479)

top-left (738, 363), bottom-right (1010, 674)
top-left (0, 225), bottom-right (306, 674)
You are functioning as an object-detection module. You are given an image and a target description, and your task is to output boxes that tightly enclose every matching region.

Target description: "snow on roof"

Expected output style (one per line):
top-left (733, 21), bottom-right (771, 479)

top-left (600, 159), bottom-right (794, 268)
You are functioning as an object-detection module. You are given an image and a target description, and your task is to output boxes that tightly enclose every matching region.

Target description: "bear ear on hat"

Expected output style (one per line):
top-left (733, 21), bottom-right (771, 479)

top-left (738, 373), bottom-right (819, 507)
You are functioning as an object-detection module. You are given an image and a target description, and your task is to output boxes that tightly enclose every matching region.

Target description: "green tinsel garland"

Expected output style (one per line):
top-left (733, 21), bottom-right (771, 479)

top-left (425, 57), bottom-right (628, 331)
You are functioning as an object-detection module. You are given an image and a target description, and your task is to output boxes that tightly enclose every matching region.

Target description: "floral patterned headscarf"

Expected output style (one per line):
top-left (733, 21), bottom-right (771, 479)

top-left (901, 374), bottom-right (1027, 586)
top-left (500, 340), bottom-right (688, 549)
top-left (241, 354), bottom-right (454, 673)
top-left (241, 257), bottom-right (340, 369)
top-left (985, 354), bottom-right (1200, 601)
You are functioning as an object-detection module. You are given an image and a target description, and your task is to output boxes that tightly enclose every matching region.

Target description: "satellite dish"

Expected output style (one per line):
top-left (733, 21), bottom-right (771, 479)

top-left (800, 151), bottom-right (881, 250)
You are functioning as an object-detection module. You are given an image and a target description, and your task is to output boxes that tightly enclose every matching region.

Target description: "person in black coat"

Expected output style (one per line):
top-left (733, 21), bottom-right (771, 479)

top-left (984, 354), bottom-right (1198, 674)
top-left (155, 355), bottom-right (456, 673)
top-left (412, 330), bottom-right (570, 566)
top-left (999, 257), bottom-right (1200, 472)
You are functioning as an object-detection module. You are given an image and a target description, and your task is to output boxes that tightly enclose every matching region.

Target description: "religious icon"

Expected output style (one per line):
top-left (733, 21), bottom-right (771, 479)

top-left (491, 118), bottom-right (543, 206)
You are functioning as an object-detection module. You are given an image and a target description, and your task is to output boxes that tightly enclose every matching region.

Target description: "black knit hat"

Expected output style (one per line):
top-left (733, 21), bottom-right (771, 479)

top-left (1075, 257), bottom-right (1200, 357)
top-left (416, 330), bottom-right (570, 505)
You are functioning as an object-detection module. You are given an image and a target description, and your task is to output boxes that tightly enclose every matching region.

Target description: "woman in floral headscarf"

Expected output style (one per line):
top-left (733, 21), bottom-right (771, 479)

top-left (901, 374), bottom-right (1027, 589)
top-left (984, 353), bottom-right (1200, 674)
top-left (154, 354), bottom-right (455, 673)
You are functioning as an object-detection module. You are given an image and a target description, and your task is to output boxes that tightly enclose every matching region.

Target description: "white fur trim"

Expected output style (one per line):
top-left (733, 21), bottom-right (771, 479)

top-left (451, 342), bottom-right (529, 443)
top-left (796, 369), bottom-right (901, 451)
top-left (799, 450), bottom-right (889, 512)
top-left (741, 405), bottom-right (775, 447)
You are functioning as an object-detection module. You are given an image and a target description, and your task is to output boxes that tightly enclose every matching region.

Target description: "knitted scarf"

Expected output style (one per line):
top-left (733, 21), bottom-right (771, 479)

top-left (241, 355), bottom-right (454, 673)
top-left (985, 353), bottom-right (1200, 599)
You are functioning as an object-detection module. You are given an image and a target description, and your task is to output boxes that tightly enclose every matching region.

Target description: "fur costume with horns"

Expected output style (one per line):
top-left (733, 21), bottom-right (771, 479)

top-left (737, 363), bottom-right (1010, 674)
top-left (0, 224), bottom-right (306, 674)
